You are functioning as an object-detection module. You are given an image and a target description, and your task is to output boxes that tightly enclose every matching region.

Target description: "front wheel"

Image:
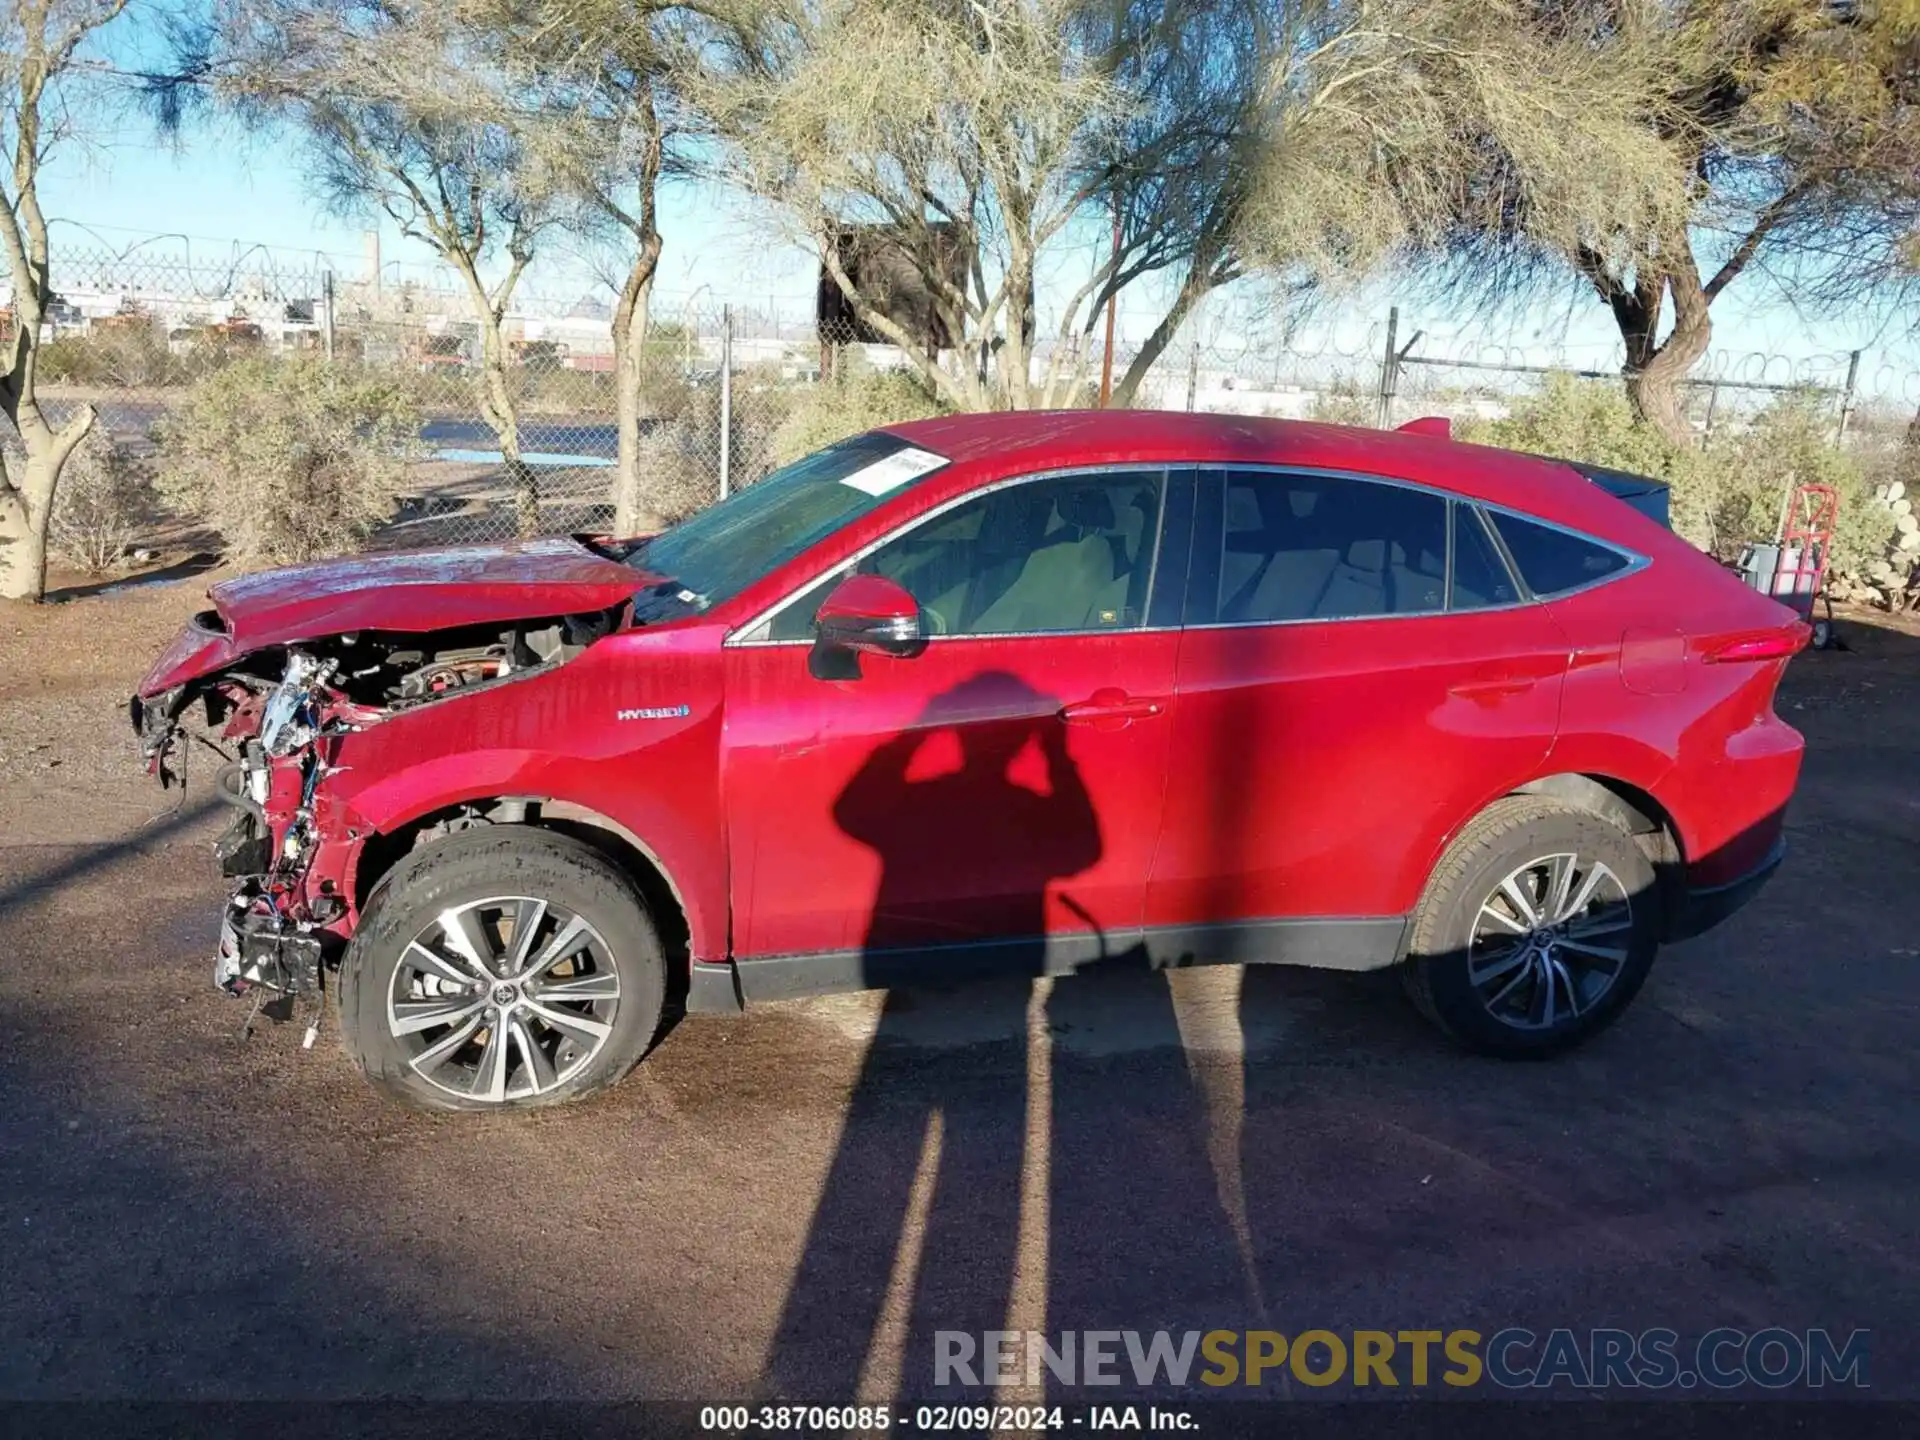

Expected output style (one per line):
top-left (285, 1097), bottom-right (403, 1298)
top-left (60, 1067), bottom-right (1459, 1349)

top-left (338, 826), bottom-right (666, 1111)
top-left (1402, 797), bottom-right (1661, 1057)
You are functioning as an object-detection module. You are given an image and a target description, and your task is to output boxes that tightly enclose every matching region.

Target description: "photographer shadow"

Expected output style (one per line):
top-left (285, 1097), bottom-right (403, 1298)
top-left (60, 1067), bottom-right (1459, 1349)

top-left (766, 672), bottom-right (1247, 1401)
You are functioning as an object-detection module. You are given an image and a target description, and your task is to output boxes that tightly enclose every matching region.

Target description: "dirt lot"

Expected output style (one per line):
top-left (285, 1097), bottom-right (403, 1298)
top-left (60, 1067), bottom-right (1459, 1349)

top-left (3, 574), bottom-right (1919, 1420)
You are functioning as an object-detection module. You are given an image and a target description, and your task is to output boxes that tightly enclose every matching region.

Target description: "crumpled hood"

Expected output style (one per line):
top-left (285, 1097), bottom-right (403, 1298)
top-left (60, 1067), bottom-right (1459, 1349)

top-left (137, 537), bottom-right (656, 698)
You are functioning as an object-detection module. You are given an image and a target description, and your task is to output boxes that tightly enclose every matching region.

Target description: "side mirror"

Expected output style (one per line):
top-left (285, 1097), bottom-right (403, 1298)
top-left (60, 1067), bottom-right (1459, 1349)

top-left (814, 573), bottom-right (926, 659)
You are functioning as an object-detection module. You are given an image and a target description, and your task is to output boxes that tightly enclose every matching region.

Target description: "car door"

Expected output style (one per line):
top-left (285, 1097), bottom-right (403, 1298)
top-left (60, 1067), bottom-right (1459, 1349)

top-left (720, 467), bottom-right (1192, 995)
top-left (1143, 466), bottom-right (1568, 964)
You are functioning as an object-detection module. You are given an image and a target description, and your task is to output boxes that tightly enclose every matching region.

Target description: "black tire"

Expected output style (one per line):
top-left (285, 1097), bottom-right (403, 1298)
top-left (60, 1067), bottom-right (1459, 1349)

top-left (339, 826), bottom-right (666, 1111)
top-left (1402, 796), bottom-right (1660, 1057)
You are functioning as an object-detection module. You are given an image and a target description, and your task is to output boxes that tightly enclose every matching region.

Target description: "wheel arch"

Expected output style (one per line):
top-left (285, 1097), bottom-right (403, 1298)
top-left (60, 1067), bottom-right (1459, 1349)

top-left (1505, 772), bottom-right (1687, 935)
top-left (1509, 772), bottom-right (1678, 845)
top-left (351, 797), bottom-right (696, 974)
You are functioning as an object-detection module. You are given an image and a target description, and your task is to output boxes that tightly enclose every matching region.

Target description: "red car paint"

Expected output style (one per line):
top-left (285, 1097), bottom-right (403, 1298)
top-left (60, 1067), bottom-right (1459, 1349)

top-left (1146, 600), bottom-right (1572, 928)
top-left (139, 412), bottom-right (1805, 993)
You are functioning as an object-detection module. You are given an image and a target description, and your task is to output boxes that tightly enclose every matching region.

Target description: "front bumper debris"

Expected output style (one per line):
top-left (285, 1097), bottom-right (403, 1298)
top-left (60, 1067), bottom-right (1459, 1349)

top-left (151, 651), bottom-right (359, 1012)
top-left (216, 900), bottom-right (325, 998)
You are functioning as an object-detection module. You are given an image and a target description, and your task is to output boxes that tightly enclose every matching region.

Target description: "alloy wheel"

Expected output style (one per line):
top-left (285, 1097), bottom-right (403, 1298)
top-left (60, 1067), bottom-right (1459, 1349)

top-left (1467, 852), bottom-right (1634, 1032)
top-left (387, 895), bottom-right (620, 1103)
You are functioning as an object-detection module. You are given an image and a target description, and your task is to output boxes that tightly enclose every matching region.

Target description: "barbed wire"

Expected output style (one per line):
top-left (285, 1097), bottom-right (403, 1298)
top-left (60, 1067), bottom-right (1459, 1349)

top-left (23, 235), bottom-right (1915, 401)
top-left (15, 232), bottom-right (1919, 564)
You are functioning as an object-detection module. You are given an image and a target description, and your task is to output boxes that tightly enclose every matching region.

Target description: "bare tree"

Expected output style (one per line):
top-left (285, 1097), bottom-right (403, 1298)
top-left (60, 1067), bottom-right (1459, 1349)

top-left (717, 0), bottom-right (1693, 414)
top-left (170, 0), bottom-right (564, 532)
top-left (716, 0), bottom-right (1127, 411)
top-left (1424, 0), bottom-right (1920, 445)
top-left (543, 7), bottom-right (675, 537)
top-left (1069, 0), bottom-right (1275, 406)
top-left (1, 0), bottom-right (127, 601)
top-left (476, 0), bottom-right (774, 533)
top-left (320, 95), bottom-right (555, 534)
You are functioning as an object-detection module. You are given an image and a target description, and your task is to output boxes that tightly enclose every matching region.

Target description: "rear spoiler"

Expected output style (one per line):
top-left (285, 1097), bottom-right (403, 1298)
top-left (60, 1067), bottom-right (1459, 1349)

top-left (1536, 455), bottom-right (1672, 530)
top-left (1390, 420), bottom-right (1674, 529)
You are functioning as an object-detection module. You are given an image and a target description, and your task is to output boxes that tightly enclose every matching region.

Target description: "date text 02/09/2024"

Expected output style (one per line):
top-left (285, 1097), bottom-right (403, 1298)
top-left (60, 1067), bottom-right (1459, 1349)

top-left (698, 1406), bottom-right (1193, 1432)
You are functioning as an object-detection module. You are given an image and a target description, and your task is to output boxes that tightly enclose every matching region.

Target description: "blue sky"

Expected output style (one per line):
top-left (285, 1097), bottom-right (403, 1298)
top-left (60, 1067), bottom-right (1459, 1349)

top-left (39, 111), bottom-right (1920, 405)
top-left (44, 117), bottom-right (823, 303)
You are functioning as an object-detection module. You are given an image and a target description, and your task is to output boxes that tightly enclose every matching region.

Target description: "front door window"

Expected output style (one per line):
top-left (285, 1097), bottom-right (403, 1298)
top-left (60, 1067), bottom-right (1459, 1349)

top-left (767, 470), bottom-right (1165, 641)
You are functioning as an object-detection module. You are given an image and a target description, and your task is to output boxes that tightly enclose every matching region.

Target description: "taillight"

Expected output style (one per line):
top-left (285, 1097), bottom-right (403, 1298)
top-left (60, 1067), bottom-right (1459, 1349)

top-left (1701, 624), bottom-right (1812, 664)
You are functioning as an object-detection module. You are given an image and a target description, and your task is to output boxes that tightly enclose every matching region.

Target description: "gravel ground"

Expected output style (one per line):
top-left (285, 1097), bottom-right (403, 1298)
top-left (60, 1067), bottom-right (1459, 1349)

top-left (2, 577), bottom-right (1918, 1424)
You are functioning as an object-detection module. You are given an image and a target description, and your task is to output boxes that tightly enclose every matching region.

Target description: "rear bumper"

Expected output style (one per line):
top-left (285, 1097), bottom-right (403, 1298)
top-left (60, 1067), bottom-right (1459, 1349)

top-left (1668, 837), bottom-right (1786, 942)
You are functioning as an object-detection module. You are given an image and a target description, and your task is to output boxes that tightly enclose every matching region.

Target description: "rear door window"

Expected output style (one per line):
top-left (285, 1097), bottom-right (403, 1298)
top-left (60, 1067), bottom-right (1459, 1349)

top-left (1216, 471), bottom-right (1448, 622)
top-left (1489, 512), bottom-right (1631, 597)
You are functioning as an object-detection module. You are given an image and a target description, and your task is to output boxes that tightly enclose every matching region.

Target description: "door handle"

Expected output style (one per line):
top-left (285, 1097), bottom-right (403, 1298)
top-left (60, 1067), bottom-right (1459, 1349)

top-left (1447, 677), bottom-right (1534, 701)
top-left (1059, 688), bottom-right (1166, 725)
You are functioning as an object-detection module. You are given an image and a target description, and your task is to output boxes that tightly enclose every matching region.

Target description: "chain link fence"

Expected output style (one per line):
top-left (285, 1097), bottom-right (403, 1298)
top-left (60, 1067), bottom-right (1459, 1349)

top-left (9, 237), bottom-right (1919, 573)
top-left (1113, 305), bottom-right (1920, 442)
top-left (19, 243), bottom-right (825, 559)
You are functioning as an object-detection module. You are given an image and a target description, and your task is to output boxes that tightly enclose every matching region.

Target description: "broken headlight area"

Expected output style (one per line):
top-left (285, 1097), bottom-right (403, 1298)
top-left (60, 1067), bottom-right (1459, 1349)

top-left (165, 648), bottom-right (361, 1003)
top-left (133, 609), bottom-right (619, 778)
top-left (259, 650), bottom-right (337, 757)
top-left (136, 611), bottom-right (619, 1006)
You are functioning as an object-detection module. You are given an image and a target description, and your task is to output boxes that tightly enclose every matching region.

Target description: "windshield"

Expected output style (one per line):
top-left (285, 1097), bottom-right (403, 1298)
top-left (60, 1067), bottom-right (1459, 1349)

top-left (631, 432), bottom-right (948, 607)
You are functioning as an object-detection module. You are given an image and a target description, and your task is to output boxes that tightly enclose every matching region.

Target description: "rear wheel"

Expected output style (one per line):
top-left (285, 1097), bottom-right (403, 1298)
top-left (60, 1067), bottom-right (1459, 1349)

top-left (339, 827), bottom-right (665, 1111)
top-left (1403, 797), bottom-right (1660, 1056)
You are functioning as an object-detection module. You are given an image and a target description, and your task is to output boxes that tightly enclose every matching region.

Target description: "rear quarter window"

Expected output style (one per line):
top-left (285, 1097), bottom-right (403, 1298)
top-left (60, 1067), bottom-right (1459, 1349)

top-left (1450, 505), bottom-right (1522, 610)
top-left (1490, 512), bottom-right (1631, 597)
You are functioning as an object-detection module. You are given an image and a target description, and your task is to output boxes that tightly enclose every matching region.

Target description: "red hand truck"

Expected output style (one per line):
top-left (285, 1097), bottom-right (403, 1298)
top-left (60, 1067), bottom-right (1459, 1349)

top-left (1738, 481), bottom-right (1838, 649)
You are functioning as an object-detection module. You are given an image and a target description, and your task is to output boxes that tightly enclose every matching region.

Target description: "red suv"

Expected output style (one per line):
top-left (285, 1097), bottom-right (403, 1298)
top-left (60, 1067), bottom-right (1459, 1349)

top-left (134, 412), bottom-right (1807, 1109)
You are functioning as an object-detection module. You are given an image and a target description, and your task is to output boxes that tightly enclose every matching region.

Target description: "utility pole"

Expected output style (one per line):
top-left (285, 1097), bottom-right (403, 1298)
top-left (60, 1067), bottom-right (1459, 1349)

top-left (718, 304), bottom-right (734, 501)
top-left (1377, 307), bottom-right (1398, 428)
top-left (321, 270), bottom-right (335, 363)
top-left (1837, 349), bottom-right (1862, 442)
top-left (1098, 196), bottom-right (1120, 406)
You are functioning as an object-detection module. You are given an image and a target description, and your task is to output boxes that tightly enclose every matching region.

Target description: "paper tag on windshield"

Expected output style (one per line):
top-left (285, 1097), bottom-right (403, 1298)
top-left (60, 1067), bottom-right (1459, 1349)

top-left (839, 446), bottom-right (948, 496)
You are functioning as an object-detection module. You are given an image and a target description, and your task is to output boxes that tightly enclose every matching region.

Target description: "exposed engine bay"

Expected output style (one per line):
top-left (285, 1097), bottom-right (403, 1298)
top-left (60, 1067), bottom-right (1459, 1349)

top-left (132, 607), bottom-right (622, 1007)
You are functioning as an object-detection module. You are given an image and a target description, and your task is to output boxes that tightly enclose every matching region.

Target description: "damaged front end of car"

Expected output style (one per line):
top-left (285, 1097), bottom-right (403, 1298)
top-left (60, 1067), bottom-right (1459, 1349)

top-left (132, 607), bottom-right (623, 1009)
